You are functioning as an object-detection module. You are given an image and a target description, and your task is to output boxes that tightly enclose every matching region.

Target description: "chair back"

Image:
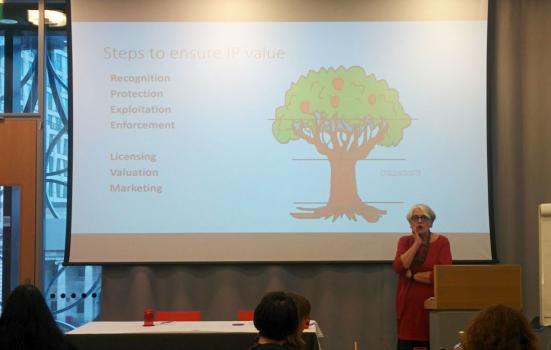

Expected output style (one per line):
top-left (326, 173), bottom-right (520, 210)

top-left (155, 310), bottom-right (202, 321)
top-left (237, 310), bottom-right (254, 321)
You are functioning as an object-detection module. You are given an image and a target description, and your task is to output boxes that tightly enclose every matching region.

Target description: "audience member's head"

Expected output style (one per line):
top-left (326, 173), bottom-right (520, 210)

top-left (285, 292), bottom-right (311, 349)
top-left (462, 304), bottom-right (539, 350)
top-left (254, 291), bottom-right (298, 344)
top-left (0, 284), bottom-right (74, 350)
top-left (287, 292), bottom-right (311, 331)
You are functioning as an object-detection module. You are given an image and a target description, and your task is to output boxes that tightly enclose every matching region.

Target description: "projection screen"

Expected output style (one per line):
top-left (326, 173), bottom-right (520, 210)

top-left (67, 0), bottom-right (493, 263)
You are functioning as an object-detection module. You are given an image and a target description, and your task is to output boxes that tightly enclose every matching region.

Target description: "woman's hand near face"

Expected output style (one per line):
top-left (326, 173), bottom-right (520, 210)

top-left (412, 230), bottom-right (423, 245)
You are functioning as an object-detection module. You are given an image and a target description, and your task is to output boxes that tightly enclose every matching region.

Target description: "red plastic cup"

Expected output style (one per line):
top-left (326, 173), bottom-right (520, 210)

top-left (143, 308), bottom-right (154, 326)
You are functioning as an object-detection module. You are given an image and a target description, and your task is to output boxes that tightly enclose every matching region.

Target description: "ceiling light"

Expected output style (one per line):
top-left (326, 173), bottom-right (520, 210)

top-left (0, 18), bottom-right (18, 25)
top-left (27, 10), bottom-right (66, 27)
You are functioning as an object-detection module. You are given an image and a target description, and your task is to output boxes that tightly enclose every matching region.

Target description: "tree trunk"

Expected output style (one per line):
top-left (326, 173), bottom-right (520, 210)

top-left (326, 157), bottom-right (363, 208)
top-left (291, 154), bottom-right (386, 222)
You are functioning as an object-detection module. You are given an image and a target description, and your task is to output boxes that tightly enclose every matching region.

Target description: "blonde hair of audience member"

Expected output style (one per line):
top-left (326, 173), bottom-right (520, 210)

top-left (462, 304), bottom-right (539, 350)
top-left (286, 292), bottom-right (311, 350)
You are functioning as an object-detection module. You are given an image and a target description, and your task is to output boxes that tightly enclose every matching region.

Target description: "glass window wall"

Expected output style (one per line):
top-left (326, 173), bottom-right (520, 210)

top-left (0, 1), bottom-right (101, 329)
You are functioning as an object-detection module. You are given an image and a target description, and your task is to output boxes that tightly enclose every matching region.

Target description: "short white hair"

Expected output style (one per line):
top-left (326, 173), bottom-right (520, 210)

top-left (406, 203), bottom-right (436, 222)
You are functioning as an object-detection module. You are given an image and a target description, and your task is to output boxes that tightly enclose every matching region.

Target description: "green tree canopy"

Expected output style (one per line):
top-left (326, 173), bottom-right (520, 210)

top-left (273, 66), bottom-right (411, 150)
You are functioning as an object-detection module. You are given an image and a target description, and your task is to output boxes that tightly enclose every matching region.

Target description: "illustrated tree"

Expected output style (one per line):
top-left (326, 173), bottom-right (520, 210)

top-left (273, 66), bottom-right (411, 222)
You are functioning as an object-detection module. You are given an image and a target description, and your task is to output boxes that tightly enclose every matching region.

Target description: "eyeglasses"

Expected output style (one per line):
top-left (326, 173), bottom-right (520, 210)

top-left (411, 215), bottom-right (431, 222)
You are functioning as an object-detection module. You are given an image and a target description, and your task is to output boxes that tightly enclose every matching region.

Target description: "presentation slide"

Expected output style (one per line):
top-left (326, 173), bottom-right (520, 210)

top-left (68, 0), bottom-right (492, 263)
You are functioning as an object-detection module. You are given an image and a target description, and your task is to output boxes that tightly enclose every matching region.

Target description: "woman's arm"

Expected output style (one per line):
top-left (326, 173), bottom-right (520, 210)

top-left (399, 232), bottom-right (422, 270)
top-left (412, 271), bottom-right (432, 284)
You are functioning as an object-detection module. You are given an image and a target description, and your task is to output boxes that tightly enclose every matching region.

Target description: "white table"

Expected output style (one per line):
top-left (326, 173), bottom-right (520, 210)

top-left (67, 320), bottom-right (322, 350)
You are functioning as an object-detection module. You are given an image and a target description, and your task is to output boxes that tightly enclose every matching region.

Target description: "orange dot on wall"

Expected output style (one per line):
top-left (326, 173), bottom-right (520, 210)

top-left (331, 96), bottom-right (340, 108)
top-left (300, 101), bottom-right (310, 113)
top-left (368, 94), bottom-right (377, 105)
top-left (333, 78), bottom-right (344, 91)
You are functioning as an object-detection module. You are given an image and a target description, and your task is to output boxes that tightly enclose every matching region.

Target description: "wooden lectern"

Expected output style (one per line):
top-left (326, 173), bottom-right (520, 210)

top-left (425, 264), bottom-right (522, 349)
top-left (425, 264), bottom-right (522, 310)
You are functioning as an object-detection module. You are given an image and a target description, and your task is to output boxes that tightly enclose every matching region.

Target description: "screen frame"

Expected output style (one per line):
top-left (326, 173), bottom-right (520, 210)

top-left (64, 0), bottom-right (496, 265)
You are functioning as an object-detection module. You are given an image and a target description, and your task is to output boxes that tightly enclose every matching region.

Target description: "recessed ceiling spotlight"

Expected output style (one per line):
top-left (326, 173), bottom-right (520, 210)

top-left (0, 18), bottom-right (18, 25)
top-left (27, 10), bottom-right (66, 27)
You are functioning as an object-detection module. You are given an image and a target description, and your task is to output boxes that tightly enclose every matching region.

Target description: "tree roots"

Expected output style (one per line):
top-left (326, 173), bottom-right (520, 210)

top-left (291, 203), bottom-right (386, 222)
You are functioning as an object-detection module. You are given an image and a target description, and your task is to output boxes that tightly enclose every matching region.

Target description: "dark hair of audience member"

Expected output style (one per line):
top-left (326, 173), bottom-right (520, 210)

top-left (462, 304), bottom-right (539, 350)
top-left (286, 292), bottom-right (311, 350)
top-left (254, 291), bottom-right (298, 342)
top-left (0, 284), bottom-right (75, 350)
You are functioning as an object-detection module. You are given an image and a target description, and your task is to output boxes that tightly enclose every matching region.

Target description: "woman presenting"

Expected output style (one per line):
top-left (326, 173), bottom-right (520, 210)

top-left (392, 204), bottom-right (452, 350)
